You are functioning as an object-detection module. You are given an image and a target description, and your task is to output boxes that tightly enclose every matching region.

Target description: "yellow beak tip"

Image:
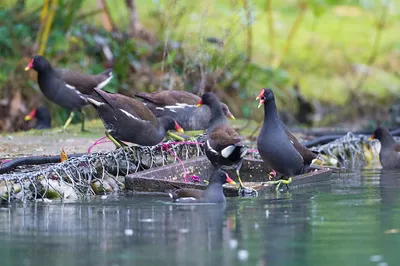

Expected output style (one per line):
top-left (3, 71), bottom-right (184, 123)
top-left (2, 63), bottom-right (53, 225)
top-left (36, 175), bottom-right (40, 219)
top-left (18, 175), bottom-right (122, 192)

top-left (24, 115), bottom-right (32, 121)
top-left (229, 115), bottom-right (235, 120)
top-left (196, 104), bottom-right (201, 107)
top-left (229, 181), bottom-right (236, 185)
top-left (24, 67), bottom-right (30, 71)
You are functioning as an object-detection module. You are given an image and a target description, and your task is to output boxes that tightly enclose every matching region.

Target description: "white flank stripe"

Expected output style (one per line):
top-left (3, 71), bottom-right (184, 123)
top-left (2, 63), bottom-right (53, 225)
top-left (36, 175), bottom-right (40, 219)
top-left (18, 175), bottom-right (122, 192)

top-left (95, 74), bottom-right (113, 90)
top-left (221, 145), bottom-right (235, 158)
top-left (206, 140), bottom-right (219, 155)
top-left (240, 147), bottom-right (248, 158)
top-left (66, 83), bottom-right (84, 96)
top-left (176, 197), bottom-right (197, 202)
top-left (165, 103), bottom-right (194, 109)
top-left (168, 193), bottom-right (173, 199)
top-left (87, 98), bottom-right (104, 106)
top-left (156, 107), bottom-right (165, 111)
top-left (119, 109), bottom-right (140, 121)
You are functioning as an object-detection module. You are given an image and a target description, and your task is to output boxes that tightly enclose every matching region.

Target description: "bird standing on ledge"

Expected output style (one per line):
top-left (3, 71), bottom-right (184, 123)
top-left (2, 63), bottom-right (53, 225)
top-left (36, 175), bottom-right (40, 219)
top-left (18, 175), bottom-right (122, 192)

top-left (87, 88), bottom-right (184, 148)
top-left (197, 92), bottom-right (256, 195)
top-left (256, 88), bottom-right (308, 191)
top-left (24, 55), bottom-right (113, 131)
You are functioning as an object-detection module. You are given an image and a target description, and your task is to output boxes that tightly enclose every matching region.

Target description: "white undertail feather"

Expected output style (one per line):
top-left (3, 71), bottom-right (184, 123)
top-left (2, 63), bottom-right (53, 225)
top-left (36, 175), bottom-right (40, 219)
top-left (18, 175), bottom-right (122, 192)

top-left (240, 147), bottom-right (248, 158)
top-left (207, 140), bottom-right (219, 155)
top-left (87, 98), bottom-right (104, 107)
top-left (119, 109), bottom-right (140, 121)
top-left (221, 145), bottom-right (236, 158)
top-left (95, 73), bottom-right (113, 90)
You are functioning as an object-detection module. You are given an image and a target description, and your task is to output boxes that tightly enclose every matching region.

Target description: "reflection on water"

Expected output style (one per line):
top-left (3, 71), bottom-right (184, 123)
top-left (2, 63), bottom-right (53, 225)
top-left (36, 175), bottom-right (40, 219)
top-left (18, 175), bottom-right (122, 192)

top-left (1, 170), bottom-right (400, 266)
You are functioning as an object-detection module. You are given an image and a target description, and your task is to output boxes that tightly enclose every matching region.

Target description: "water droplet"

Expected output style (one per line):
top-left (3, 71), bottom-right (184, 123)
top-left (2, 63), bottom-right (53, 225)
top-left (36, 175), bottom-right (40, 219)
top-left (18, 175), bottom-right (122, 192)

top-left (101, 195), bottom-right (107, 200)
top-left (179, 228), bottom-right (189, 234)
top-left (229, 239), bottom-right (238, 249)
top-left (377, 262), bottom-right (388, 266)
top-left (124, 229), bottom-right (133, 236)
top-left (254, 223), bottom-right (259, 229)
top-left (266, 210), bottom-right (270, 218)
top-left (237, 250), bottom-right (249, 261)
top-left (369, 255), bottom-right (383, 262)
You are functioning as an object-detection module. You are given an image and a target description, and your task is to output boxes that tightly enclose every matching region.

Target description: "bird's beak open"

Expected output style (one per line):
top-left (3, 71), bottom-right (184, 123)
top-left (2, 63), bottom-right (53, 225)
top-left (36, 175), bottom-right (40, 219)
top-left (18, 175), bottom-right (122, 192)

top-left (174, 121), bottom-right (184, 133)
top-left (256, 90), bottom-right (265, 108)
top-left (196, 99), bottom-right (203, 107)
top-left (368, 133), bottom-right (375, 141)
top-left (24, 108), bottom-right (36, 121)
top-left (25, 58), bottom-right (34, 71)
top-left (226, 173), bottom-right (236, 185)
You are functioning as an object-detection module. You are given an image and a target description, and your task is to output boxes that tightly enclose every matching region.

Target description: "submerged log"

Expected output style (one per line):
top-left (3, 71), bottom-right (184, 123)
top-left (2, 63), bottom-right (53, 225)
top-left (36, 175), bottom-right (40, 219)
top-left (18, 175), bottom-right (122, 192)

top-left (125, 156), bottom-right (336, 196)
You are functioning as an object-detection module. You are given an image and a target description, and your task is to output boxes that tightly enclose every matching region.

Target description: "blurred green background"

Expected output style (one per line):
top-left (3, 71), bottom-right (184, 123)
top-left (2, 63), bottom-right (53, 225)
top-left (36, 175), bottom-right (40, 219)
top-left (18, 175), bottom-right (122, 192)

top-left (0, 0), bottom-right (399, 132)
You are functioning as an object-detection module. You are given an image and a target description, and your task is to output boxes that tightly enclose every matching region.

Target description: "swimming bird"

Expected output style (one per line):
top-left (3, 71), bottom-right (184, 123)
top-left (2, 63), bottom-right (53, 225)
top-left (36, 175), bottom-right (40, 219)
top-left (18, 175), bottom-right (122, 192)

top-left (168, 170), bottom-right (236, 203)
top-left (369, 127), bottom-right (400, 169)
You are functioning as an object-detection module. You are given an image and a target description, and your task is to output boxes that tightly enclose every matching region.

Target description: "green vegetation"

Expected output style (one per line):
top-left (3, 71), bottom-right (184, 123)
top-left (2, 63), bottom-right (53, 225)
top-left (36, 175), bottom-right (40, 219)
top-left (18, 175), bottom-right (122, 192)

top-left (0, 0), bottom-right (399, 132)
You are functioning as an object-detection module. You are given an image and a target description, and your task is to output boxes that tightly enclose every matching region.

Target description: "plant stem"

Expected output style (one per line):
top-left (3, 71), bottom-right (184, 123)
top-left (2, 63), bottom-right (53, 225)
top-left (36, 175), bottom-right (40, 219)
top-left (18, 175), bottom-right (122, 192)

top-left (272, 0), bottom-right (307, 69)
top-left (38, 0), bottom-right (58, 56)
top-left (266, 0), bottom-right (275, 62)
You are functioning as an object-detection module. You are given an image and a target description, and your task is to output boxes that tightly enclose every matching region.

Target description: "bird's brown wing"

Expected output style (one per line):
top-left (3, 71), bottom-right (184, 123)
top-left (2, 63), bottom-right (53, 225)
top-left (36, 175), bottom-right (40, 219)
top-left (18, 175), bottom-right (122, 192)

top-left (209, 125), bottom-right (242, 146)
top-left (135, 91), bottom-right (200, 106)
top-left (286, 129), bottom-right (317, 164)
top-left (56, 68), bottom-right (112, 95)
top-left (93, 89), bottom-right (159, 126)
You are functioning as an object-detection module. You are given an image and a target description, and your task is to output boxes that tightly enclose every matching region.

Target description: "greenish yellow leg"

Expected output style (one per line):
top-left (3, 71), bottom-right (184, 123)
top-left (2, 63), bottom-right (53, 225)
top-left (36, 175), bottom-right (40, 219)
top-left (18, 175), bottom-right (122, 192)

top-left (105, 131), bottom-right (127, 148)
top-left (80, 109), bottom-right (87, 132)
top-left (236, 169), bottom-right (258, 196)
top-left (62, 112), bottom-right (75, 131)
top-left (265, 177), bottom-right (293, 191)
top-left (167, 132), bottom-right (185, 141)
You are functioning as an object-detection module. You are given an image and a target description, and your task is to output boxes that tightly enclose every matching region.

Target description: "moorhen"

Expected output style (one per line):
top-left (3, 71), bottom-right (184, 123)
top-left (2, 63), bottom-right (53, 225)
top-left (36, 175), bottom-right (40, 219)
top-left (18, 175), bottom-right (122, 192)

top-left (168, 170), bottom-right (236, 203)
top-left (196, 92), bottom-right (255, 194)
top-left (24, 55), bottom-right (113, 131)
top-left (369, 127), bottom-right (400, 169)
top-left (87, 88), bottom-right (184, 147)
top-left (24, 106), bottom-right (52, 130)
top-left (135, 90), bottom-right (235, 131)
top-left (256, 88), bottom-right (309, 191)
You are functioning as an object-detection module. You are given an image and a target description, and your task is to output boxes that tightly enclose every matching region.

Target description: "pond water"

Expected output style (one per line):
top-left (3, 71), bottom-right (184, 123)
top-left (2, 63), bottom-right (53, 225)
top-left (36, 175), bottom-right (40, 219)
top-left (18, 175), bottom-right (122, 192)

top-left (0, 170), bottom-right (400, 266)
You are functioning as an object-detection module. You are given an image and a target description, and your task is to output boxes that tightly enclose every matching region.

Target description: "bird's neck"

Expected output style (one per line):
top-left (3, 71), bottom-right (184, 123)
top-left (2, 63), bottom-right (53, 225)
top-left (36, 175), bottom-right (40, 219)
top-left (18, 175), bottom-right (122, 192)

top-left (208, 104), bottom-right (228, 133)
top-left (263, 99), bottom-right (280, 123)
top-left (380, 134), bottom-right (396, 147)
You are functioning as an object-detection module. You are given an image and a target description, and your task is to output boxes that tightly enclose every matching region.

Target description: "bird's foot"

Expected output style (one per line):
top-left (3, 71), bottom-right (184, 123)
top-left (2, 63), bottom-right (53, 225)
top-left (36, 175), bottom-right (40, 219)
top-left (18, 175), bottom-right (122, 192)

top-left (263, 177), bottom-right (293, 192)
top-left (268, 170), bottom-right (277, 180)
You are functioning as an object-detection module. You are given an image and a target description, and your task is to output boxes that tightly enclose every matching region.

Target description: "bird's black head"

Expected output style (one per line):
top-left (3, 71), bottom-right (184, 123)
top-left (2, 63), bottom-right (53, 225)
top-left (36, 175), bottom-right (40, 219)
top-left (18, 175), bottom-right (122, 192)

top-left (256, 88), bottom-right (275, 108)
top-left (369, 127), bottom-right (391, 141)
top-left (197, 92), bottom-right (220, 107)
top-left (158, 116), bottom-right (184, 133)
top-left (209, 170), bottom-right (236, 185)
top-left (25, 106), bottom-right (52, 129)
top-left (25, 55), bottom-right (51, 72)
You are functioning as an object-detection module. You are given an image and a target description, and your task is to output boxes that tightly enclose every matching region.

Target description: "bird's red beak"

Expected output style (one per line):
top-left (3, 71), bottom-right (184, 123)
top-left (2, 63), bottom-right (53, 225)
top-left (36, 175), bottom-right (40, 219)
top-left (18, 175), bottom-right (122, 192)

top-left (368, 133), bottom-right (375, 141)
top-left (256, 89), bottom-right (265, 108)
top-left (25, 58), bottom-right (34, 71)
top-left (226, 173), bottom-right (236, 185)
top-left (25, 108), bottom-right (37, 121)
top-left (196, 99), bottom-right (203, 107)
top-left (175, 121), bottom-right (184, 133)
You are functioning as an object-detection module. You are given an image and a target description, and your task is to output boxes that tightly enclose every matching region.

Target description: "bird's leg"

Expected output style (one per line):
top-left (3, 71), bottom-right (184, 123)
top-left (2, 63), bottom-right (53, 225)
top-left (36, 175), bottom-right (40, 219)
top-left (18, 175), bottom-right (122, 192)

top-left (264, 177), bottom-right (293, 192)
top-left (105, 130), bottom-right (128, 149)
top-left (167, 131), bottom-right (185, 141)
top-left (80, 109), bottom-right (87, 132)
top-left (236, 169), bottom-right (258, 197)
top-left (62, 111), bottom-right (75, 132)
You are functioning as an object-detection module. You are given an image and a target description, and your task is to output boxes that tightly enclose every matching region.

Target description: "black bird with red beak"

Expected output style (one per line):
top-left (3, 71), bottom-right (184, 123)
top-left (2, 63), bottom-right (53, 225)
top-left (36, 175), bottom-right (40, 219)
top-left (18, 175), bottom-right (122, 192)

top-left (369, 127), bottom-right (400, 169)
top-left (24, 107), bottom-right (52, 130)
top-left (256, 88), bottom-right (307, 191)
top-left (25, 55), bottom-right (113, 131)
